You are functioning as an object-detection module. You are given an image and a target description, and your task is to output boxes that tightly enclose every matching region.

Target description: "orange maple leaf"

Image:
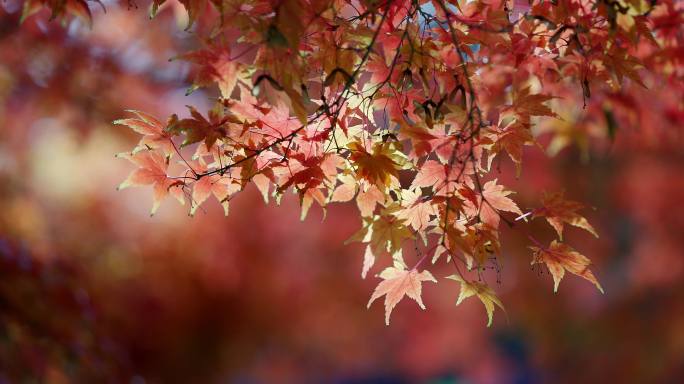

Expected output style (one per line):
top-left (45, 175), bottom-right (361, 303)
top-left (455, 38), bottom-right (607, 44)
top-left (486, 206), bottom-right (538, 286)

top-left (397, 121), bottom-right (440, 159)
top-left (179, 45), bottom-right (241, 98)
top-left (507, 86), bottom-right (557, 119)
top-left (356, 185), bottom-right (386, 217)
top-left (117, 151), bottom-right (185, 215)
top-left (533, 191), bottom-right (598, 240)
top-left (330, 174), bottom-right (387, 217)
top-left (368, 263), bottom-right (437, 325)
top-left (530, 240), bottom-right (603, 293)
top-left (484, 121), bottom-right (535, 175)
top-left (394, 188), bottom-right (437, 231)
top-left (464, 179), bottom-right (523, 228)
top-left (348, 142), bottom-right (404, 191)
top-left (167, 106), bottom-right (241, 150)
top-left (114, 110), bottom-right (175, 156)
top-left (188, 158), bottom-right (240, 216)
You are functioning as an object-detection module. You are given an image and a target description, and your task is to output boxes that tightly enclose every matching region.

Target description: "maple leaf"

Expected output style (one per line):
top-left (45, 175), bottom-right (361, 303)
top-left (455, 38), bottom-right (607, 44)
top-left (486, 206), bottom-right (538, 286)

top-left (331, 174), bottom-right (386, 217)
top-left (330, 174), bottom-right (357, 203)
top-left (117, 151), bottom-right (185, 215)
top-left (179, 45), bottom-right (241, 99)
top-left (481, 180), bottom-right (523, 215)
top-left (299, 188), bottom-right (327, 221)
top-left (459, 224), bottom-right (501, 269)
top-left (604, 51), bottom-right (647, 88)
top-left (274, 153), bottom-right (339, 220)
top-left (533, 191), bottom-right (598, 240)
top-left (21, 0), bottom-right (92, 26)
top-left (529, 240), bottom-right (604, 293)
top-left (348, 141), bottom-right (404, 191)
top-left (191, 175), bottom-right (232, 216)
top-left (99, 0), bottom-right (672, 326)
top-left (394, 188), bottom-right (437, 231)
top-left (366, 57), bottom-right (394, 85)
top-left (188, 159), bottom-right (240, 216)
top-left (411, 159), bottom-right (465, 193)
top-left (368, 262), bottom-right (437, 325)
top-left (411, 160), bottom-right (449, 189)
top-left (447, 274), bottom-right (505, 327)
top-left (167, 106), bottom-right (239, 150)
top-left (510, 87), bottom-right (557, 118)
top-left (483, 121), bottom-right (536, 175)
top-left (356, 185), bottom-right (386, 217)
top-left (373, 88), bottom-right (424, 123)
top-left (398, 121), bottom-right (440, 159)
top-left (231, 84), bottom-right (300, 139)
top-left (277, 155), bottom-right (328, 193)
top-left (464, 180), bottom-right (522, 228)
top-left (114, 110), bottom-right (175, 156)
top-left (346, 214), bottom-right (413, 278)
top-left (271, 0), bottom-right (305, 49)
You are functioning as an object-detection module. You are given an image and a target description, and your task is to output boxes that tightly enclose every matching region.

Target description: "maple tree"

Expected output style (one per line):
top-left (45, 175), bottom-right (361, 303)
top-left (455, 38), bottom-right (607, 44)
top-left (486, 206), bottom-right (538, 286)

top-left (15, 0), bottom-right (684, 326)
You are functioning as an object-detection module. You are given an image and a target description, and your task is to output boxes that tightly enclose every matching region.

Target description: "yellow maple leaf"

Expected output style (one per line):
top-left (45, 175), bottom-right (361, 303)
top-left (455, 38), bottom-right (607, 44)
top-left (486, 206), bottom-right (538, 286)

top-left (346, 214), bottom-right (413, 278)
top-left (447, 274), bottom-right (505, 327)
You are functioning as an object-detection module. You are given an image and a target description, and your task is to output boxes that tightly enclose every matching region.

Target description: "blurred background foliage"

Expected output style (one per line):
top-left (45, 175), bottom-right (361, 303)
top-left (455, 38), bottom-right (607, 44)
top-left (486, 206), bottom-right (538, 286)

top-left (1, 1), bottom-right (683, 383)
